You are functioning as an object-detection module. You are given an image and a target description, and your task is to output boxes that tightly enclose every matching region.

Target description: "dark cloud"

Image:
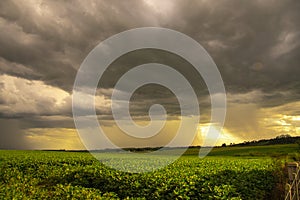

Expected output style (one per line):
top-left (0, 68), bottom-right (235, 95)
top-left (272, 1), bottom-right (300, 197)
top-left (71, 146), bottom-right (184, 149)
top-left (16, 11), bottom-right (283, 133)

top-left (0, 0), bottom-right (299, 103)
top-left (165, 0), bottom-right (300, 97)
top-left (0, 119), bottom-right (29, 149)
top-left (0, 0), bottom-right (160, 91)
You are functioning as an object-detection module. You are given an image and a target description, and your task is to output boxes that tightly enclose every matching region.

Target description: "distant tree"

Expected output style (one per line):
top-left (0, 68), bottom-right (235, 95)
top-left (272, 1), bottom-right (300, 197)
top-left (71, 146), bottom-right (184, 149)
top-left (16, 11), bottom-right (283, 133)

top-left (276, 134), bottom-right (292, 139)
top-left (221, 143), bottom-right (226, 147)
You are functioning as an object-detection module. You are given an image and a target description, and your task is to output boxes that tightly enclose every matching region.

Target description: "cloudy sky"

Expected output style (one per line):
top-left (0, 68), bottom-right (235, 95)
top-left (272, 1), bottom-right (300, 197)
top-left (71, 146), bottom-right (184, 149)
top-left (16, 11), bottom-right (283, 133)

top-left (0, 0), bottom-right (299, 150)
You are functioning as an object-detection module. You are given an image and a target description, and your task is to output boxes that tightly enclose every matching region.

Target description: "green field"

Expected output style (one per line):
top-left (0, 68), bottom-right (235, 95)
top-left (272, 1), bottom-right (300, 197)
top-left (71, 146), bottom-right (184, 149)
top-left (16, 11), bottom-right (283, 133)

top-left (0, 144), bottom-right (297, 199)
top-left (187, 144), bottom-right (299, 157)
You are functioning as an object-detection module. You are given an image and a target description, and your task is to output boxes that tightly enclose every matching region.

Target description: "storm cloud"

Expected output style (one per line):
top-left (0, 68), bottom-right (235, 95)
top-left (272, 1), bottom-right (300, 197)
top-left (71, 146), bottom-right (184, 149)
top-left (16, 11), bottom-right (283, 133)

top-left (0, 0), bottom-right (299, 149)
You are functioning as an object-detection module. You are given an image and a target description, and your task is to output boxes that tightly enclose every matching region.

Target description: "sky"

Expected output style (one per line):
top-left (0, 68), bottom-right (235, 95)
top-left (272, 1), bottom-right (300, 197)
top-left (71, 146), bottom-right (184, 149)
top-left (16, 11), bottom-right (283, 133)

top-left (0, 0), bottom-right (299, 150)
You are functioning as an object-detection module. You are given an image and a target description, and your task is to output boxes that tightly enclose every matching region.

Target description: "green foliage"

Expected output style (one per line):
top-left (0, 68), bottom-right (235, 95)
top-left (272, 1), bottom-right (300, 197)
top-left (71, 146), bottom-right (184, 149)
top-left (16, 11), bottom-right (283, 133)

top-left (296, 140), bottom-right (300, 150)
top-left (200, 144), bottom-right (298, 157)
top-left (0, 150), bottom-right (281, 199)
top-left (288, 152), bottom-right (300, 161)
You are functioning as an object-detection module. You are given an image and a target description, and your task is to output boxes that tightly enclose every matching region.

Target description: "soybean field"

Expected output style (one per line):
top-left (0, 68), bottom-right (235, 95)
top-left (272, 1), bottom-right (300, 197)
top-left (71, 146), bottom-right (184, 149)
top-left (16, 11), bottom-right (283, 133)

top-left (0, 146), bottom-right (290, 199)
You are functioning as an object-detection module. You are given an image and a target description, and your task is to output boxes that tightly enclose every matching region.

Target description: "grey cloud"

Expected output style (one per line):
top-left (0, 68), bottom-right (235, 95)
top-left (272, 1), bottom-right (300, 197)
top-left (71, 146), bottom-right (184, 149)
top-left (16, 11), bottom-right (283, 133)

top-left (1, 0), bottom-right (299, 106)
top-left (0, 0), bottom-right (160, 91)
top-left (0, 0), bottom-right (299, 149)
top-left (0, 74), bottom-right (73, 117)
top-left (0, 119), bottom-right (29, 149)
top-left (22, 116), bottom-right (75, 129)
top-left (164, 0), bottom-right (300, 98)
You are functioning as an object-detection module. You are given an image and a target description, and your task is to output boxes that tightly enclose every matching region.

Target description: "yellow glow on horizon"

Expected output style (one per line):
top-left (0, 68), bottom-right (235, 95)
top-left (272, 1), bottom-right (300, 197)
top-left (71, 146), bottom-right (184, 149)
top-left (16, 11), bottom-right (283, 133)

top-left (22, 114), bottom-right (300, 150)
top-left (276, 119), bottom-right (291, 126)
top-left (266, 114), bottom-right (300, 136)
top-left (25, 128), bottom-right (85, 150)
top-left (196, 124), bottom-right (243, 146)
top-left (292, 116), bottom-right (300, 121)
top-left (283, 115), bottom-right (300, 121)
